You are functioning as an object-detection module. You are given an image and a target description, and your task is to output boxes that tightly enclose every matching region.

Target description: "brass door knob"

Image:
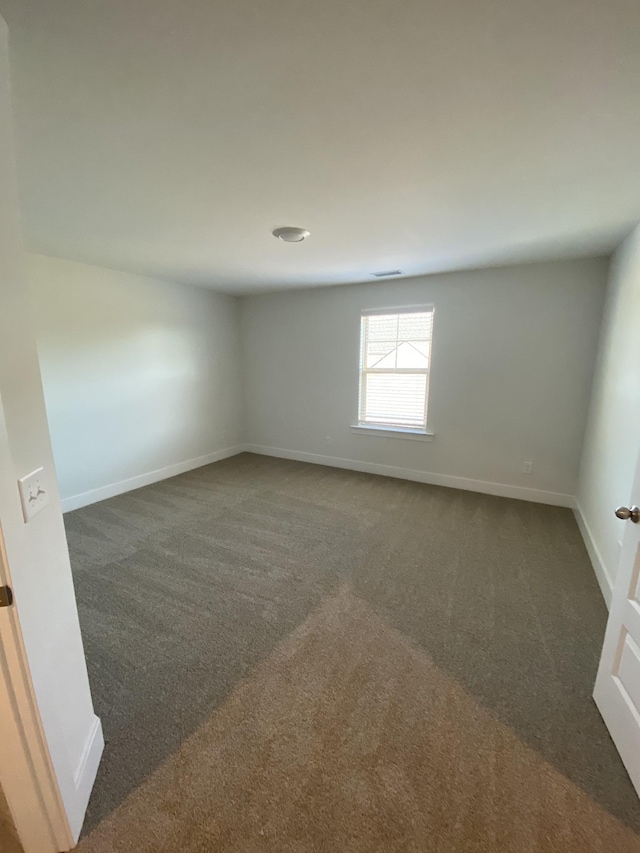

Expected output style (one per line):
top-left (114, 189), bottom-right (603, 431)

top-left (615, 506), bottom-right (640, 523)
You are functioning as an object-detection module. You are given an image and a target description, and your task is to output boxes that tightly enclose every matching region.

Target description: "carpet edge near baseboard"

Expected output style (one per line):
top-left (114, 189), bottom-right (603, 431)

top-left (243, 443), bottom-right (575, 508)
top-left (61, 446), bottom-right (245, 513)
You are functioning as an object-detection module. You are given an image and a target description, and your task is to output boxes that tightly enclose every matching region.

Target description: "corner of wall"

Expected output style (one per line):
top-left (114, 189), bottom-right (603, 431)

top-left (572, 222), bottom-right (640, 611)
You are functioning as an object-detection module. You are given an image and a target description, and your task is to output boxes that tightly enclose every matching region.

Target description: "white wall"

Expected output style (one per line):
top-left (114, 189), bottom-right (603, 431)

top-left (242, 258), bottom-right (608, 504)
top-left (577, 225), bottom-right (640, 606)
top-left (28, 255), bottom-right (243, 510)
top-left (0, 15), bottom-right (100, 847)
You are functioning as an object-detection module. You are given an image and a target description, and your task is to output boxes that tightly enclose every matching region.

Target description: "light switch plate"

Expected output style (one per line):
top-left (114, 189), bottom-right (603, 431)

top-left (18, 467), bottom-right (49, 523)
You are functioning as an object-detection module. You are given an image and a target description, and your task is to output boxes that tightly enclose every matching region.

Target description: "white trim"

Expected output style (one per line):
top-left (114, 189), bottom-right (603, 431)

top-left (69, 715), bottom-right (104, 841)
top-left (61, 445), bottom-right (244, 512)
top-left (361, 304), bottom-right (434, 316)
top-left (242, 444), bottom-right (574, 507)
top-left (574, 503), bottom-right (614, 609)
top-left (0, 603), bottom-right (73, 853)
top-left (358, 309), bottom-right (433, 435)
top-left (350, 424), bottom-right (434, 441)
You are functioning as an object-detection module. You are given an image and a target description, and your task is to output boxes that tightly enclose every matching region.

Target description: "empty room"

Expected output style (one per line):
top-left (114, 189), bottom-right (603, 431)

top-left (0, 1), bottom-right (640, 852)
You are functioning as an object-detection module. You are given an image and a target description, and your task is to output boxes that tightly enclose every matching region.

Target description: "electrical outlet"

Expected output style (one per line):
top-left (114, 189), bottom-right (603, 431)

top-left (522, 461), bottom-right (533, 474)
top-left (18, 467), bottom-right (49, 523)
top-left (325, 436), bottom-right (332, 446)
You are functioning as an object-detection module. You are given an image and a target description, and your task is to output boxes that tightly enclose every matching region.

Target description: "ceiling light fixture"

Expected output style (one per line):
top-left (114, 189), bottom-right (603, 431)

top-left (272, 226), bottom-right (310, 243)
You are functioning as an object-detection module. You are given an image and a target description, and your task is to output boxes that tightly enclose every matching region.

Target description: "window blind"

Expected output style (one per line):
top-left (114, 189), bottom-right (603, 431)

top-left (358, 309), bottom-right (433, 430)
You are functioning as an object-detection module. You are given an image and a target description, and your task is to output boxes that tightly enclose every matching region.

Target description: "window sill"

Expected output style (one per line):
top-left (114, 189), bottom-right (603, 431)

top-left (350, 424), bottom-right (434, 442)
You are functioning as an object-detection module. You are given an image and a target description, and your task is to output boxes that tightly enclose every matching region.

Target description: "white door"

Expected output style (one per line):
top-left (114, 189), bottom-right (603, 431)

top-left (594, 451), bottom-right (640, 795)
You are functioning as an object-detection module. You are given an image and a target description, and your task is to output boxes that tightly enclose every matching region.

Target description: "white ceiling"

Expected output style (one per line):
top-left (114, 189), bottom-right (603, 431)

top-left (1, 0), bottom-right (640, 294)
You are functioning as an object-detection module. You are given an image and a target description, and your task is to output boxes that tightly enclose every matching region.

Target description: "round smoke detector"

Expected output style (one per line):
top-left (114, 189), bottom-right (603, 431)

top-left (272, 226), bottom-right (310, 243)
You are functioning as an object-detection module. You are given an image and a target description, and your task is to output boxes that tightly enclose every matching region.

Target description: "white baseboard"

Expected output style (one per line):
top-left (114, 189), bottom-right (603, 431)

top-left (61, 445), bottom-right (244, 512)
top-left (69, 715), bottom-right (104, 842)
top-left (242, 444), bottom-right (575, 508)
top-left (574, 503), bottom-right (614, 609)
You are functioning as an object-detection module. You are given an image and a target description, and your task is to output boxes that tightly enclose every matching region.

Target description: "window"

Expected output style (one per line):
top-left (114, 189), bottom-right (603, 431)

top-left (357, 308), bottom-right (433, 432)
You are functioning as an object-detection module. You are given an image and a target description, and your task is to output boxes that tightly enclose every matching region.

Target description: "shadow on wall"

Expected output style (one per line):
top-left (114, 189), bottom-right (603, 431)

top-left (28, 253), bottom-right (243, 504)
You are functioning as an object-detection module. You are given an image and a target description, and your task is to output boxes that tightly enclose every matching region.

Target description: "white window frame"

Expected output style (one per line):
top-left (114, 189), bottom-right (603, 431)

top-left (352, 306), bottom-right (435, 440)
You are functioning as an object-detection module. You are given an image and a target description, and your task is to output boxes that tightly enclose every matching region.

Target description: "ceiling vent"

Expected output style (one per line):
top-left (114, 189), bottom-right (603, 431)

top-left (372, 270), bottom-right (403, 277)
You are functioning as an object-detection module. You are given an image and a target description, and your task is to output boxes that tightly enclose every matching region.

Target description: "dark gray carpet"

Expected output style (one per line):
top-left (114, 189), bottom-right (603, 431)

top-left (65, 453), bottom-right (640, 839)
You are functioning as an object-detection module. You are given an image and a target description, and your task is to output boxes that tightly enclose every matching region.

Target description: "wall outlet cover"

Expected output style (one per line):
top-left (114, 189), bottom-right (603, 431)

top-left (18, 467), bottom-right (49, 523)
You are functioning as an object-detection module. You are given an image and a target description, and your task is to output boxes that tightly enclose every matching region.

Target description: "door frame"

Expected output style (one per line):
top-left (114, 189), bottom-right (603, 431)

top-left (0, 394), bottom-right (74, 853)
